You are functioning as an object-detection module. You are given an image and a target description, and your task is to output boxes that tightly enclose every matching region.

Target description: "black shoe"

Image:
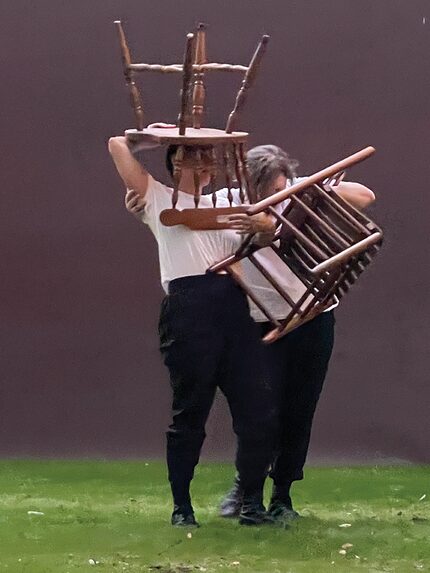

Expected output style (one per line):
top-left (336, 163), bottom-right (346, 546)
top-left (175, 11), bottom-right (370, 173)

top-left (239, 493), bottom-right (274, 526)
top-left (171, 505), bottom-right (200, 527)
top-left (268, 499), bottom-right (300, 524)
top-left (219, 478), bottom-right (243, 518)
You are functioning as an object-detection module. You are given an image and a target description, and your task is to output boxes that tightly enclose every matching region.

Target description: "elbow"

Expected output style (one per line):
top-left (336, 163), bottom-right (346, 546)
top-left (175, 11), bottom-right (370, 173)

top-left (359, 186), bottom-right (376, 209)
top-left (339, 182), bottom-right (376, 210)
top-left (108, 136), bottom-right (125, 155)
top-left (108, 137), bottom-right (117, 154)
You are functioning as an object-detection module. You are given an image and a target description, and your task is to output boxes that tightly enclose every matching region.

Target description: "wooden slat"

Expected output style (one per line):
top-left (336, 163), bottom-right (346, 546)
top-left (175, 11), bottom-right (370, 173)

top-left (268, 207), bottom-right (328, 260)
top-left (290, 195), bottom-right (351, 249)
top-left (160, 205), bottom-right (249, 230)
top-left (310, 232), bottom-right (383, 275)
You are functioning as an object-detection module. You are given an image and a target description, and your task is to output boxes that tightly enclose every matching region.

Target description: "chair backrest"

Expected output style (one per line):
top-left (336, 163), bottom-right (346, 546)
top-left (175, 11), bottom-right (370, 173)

top-left (208, 147), bottom-right (383, 342)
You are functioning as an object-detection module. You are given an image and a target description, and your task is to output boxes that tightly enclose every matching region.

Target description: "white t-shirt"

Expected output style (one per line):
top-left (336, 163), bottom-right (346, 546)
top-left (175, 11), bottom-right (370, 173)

top-left (140, 176), bottom-right (243, 292)
top-left (216, 180), bottom-right (338, 322)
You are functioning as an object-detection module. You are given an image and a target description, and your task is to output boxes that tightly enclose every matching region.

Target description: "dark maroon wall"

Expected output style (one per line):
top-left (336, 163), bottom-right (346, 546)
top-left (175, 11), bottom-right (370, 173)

top-left (1, 0), bottom-right (429, 462)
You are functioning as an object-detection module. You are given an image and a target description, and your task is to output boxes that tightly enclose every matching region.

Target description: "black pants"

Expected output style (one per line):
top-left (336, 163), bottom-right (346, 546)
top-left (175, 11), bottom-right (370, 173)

top-left (260, 311), bottom-right (335, 486)
top-left (159, 273), bottom-right (277, 507)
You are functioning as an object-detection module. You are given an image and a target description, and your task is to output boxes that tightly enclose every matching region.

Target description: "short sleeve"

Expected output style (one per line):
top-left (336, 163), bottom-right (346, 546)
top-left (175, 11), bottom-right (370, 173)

top-left (139, 175), bottom-right (173, 227)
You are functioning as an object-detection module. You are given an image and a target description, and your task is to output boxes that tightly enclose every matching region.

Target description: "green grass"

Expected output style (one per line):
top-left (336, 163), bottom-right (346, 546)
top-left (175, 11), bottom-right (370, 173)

top-left (0, 462), bottom-right (429, 573)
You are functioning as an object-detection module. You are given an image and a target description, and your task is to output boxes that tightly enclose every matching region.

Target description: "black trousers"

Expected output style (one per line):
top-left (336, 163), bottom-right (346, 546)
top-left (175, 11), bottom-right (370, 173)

top-left (159, 273), bottom-right (277, 507)
top-left (260, 311), bottom-right (335, 486)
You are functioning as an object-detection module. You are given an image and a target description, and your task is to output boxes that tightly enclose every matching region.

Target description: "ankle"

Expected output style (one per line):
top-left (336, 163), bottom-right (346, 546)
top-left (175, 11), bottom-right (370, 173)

top-left (171, 486), bottom-right (192, 513)
top-left (172, 503), bottom-right (194, 517)
top-left (242, 489), bottom-right (264, 507)
top-left (271, 483), bottom-right (293, 508)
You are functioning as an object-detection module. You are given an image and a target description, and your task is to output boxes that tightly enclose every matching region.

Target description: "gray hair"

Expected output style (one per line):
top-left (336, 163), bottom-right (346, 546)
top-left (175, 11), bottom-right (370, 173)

top-left (246, 145), bottom-right (299, 199)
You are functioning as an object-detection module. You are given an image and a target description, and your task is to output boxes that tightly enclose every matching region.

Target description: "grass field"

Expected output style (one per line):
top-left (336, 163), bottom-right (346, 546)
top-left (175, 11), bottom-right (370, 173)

top-left (0, 461), bottom-right (429, 573)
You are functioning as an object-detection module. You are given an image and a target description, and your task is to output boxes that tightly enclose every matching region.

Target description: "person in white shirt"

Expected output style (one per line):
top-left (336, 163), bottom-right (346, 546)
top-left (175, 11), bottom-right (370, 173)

top-left (109, 132), bottom-right (278, 527)
top-left (214, 145), bottom-right (376, 523)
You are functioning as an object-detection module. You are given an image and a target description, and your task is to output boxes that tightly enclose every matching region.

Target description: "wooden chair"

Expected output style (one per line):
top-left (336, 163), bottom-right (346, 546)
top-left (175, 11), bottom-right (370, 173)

top-left (208, 146), bottom-right (383, 342)
top-left (115, 21), bottom-right (269, 227)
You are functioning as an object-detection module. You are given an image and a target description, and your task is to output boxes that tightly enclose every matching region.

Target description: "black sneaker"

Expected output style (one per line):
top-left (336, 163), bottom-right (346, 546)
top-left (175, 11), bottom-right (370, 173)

top-left (268, 499), bottom-right (300, 525)
top-left (171, 505), bottom-right (200, 528)
top-left (219, 478), bottom-right (243, 518)
top-left (239, 493), bottom-right (274, 526)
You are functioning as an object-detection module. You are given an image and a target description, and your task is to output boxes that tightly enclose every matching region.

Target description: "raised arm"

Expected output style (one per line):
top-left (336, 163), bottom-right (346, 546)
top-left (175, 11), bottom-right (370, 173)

top-left (108, 136), bottom-right (149, 197)
top-left (334, 181), bottom-right (375, 210)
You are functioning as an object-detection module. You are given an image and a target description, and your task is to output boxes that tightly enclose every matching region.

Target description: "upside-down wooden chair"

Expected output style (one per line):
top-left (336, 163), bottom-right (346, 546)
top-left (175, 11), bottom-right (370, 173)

top-left (208, 146), bottom-right (383, 343)
top-left (115, 21), bottom-right (269, 227)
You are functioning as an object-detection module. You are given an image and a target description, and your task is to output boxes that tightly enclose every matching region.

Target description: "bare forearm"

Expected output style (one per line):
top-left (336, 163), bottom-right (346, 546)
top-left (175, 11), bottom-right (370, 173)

top-left (334, 181), bottom-right (375, 210)
top-left (108, 136), bottom-right (149, 196)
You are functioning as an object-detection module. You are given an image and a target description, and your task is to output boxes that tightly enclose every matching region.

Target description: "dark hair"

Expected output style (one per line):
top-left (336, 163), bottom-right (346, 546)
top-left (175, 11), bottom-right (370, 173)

top-left (165, 144), bottom-right (213, 178)
top-left (165, 145), bottom-right (179, 178)
top-left (246, 145), bottom-right (299, 199)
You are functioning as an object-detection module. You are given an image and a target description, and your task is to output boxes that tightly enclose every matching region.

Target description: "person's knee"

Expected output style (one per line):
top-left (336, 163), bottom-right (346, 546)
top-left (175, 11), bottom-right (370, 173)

top-left (260, 406), bottom-right (279, 435)
top-left (167, 422), bottom-right (206, 444)
top-left (234, 410), bottom-right (278, 445)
